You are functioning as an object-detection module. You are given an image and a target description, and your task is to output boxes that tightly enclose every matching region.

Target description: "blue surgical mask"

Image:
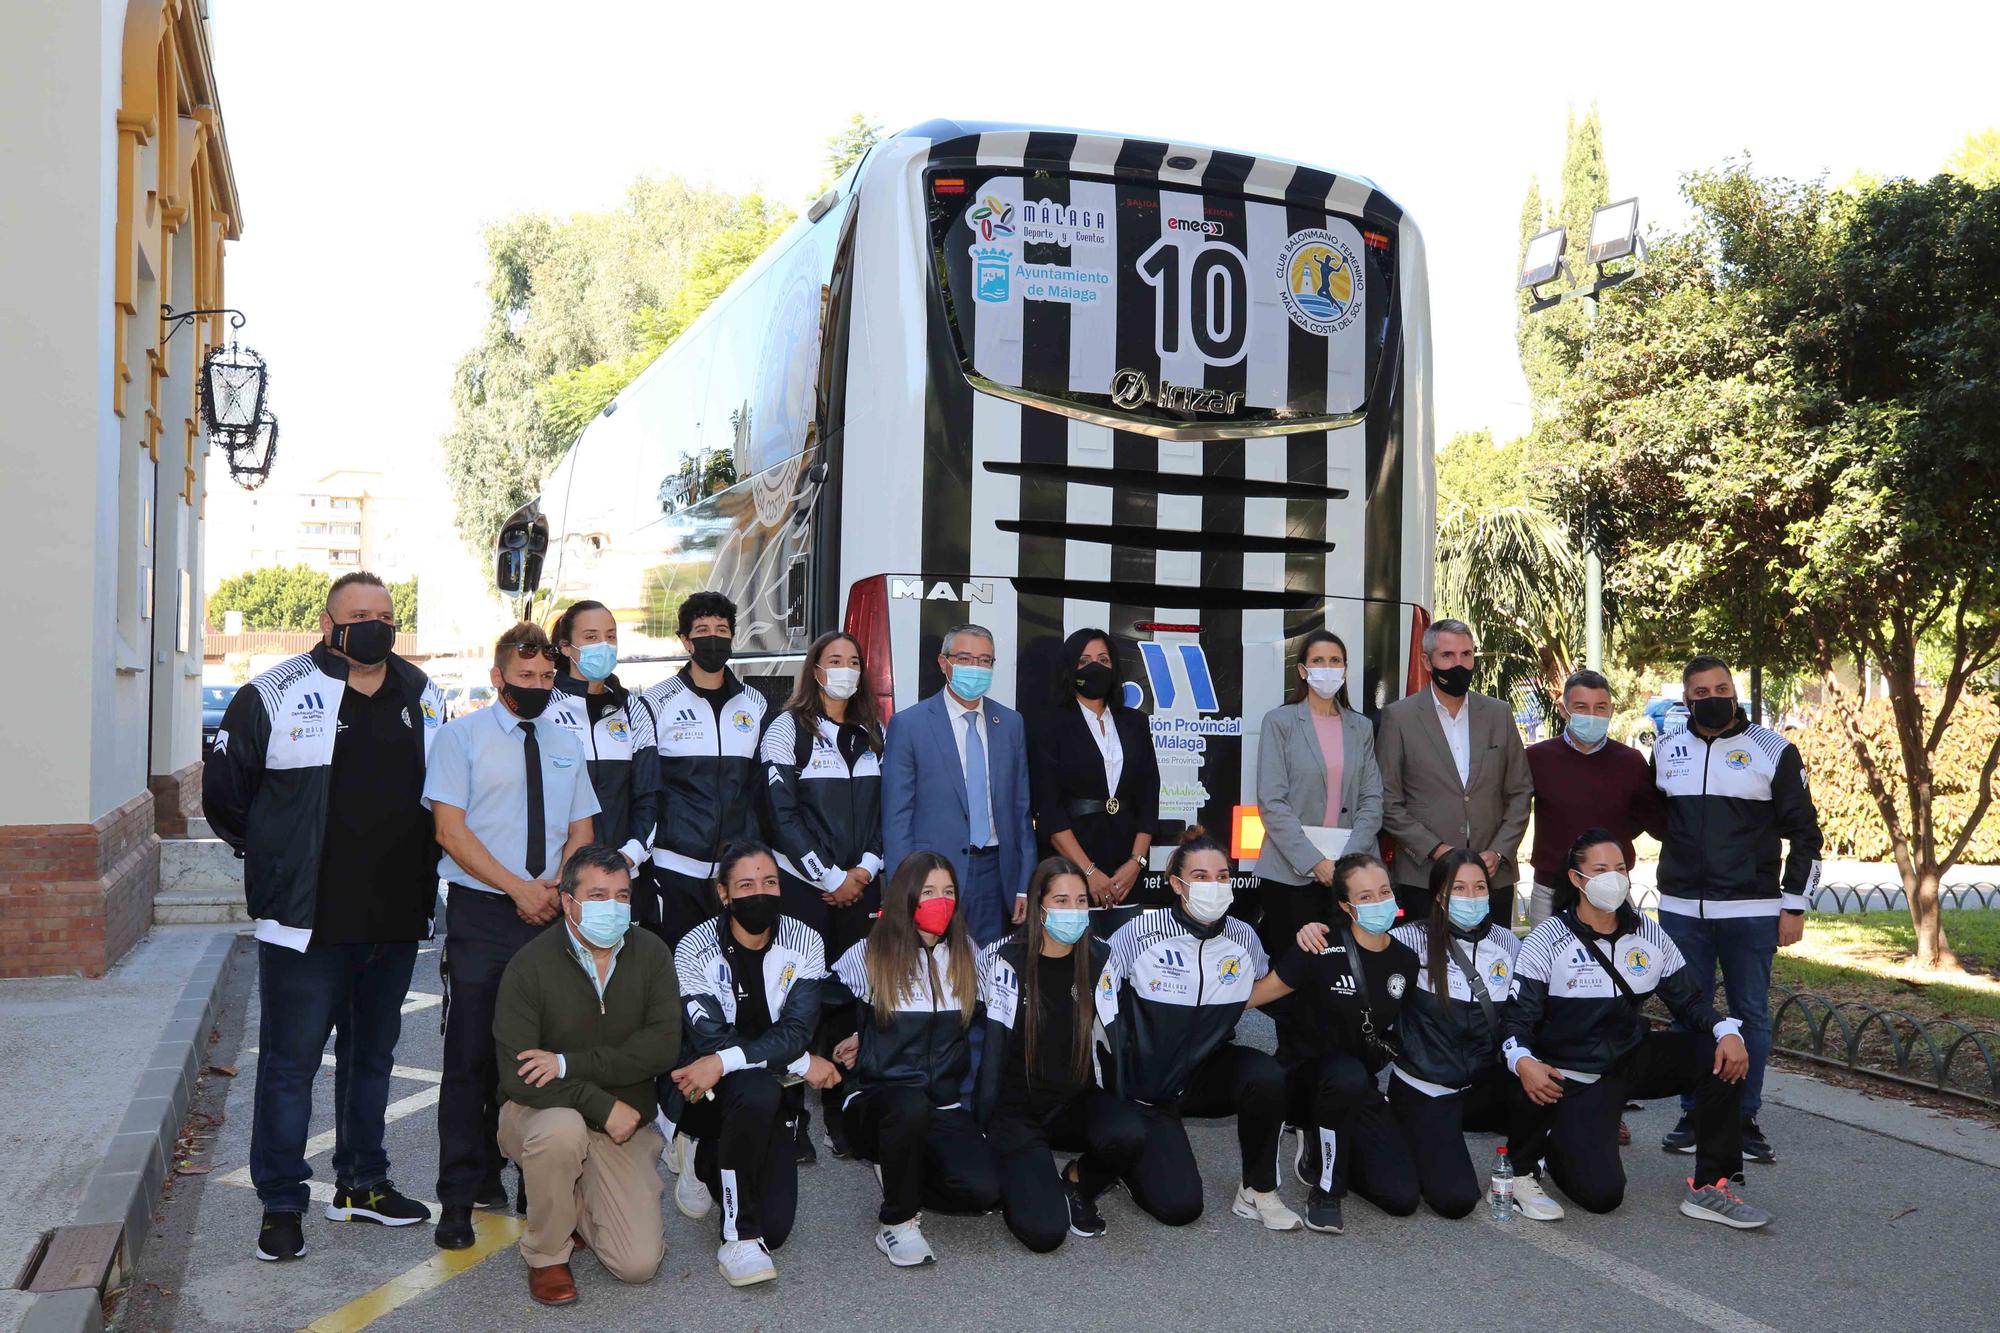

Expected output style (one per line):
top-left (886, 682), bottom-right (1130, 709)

top-left (1351, 899), bottom-right (1399, 935)
top-left (1565, 713), bottom-right (1609, 746)
top-left (1446, 895), bottom-right (1489, 931)
top-left (575, 642), bottom-right (617, 682)
top-left (949, 665), bottom-right (993, 702)
top-left (1044, 908), bottom-right (1090, 945)
top-left (571, 896), bottom-right (630, 948)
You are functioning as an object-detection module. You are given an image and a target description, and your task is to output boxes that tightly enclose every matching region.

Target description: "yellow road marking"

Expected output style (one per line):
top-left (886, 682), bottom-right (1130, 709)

top-left (300, 1211), bottom-right (522, 1332)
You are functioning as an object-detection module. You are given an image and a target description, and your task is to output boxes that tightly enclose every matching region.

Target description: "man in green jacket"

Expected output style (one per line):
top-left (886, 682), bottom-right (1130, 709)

top-left (494, 844), bottom-right (680, 1307)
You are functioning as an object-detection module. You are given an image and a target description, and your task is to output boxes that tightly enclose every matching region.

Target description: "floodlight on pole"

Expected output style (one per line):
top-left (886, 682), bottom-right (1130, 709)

top-left (1518, 226), bottom-right (1571, 313)
top-left (1586, 197), bottom-right (1647, 294)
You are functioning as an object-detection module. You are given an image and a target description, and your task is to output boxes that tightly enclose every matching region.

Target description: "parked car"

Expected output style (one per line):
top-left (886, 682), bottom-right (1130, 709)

top-left (202, 684), bottom-right (239, 750)
top-left (443, 684), bottom-right (495, 720)
top-left (1629, 697), bottom-right (1689, 749)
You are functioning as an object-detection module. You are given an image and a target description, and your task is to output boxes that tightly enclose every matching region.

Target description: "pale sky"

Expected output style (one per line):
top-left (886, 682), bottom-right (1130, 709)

top-left (209, 0), bottom-right (1999, 510)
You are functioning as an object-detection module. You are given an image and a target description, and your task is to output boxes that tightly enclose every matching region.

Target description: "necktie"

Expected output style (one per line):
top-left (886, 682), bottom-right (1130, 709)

top-left (962, 710), bottom-right (990, 848)
top-left (522, 721), bottom-right (546, 878)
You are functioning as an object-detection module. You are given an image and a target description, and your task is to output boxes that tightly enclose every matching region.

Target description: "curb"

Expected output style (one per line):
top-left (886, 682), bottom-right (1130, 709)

top-left (20, 932), bottom-right (239, 1332)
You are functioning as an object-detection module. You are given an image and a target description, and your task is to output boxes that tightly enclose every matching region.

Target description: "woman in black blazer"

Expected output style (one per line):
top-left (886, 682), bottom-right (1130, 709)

top-left (1029, 628), bottom-right (1161, 937)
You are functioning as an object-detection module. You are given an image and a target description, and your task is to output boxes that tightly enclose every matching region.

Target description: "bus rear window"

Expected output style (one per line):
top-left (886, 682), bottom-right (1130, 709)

top-left (927, 168), bottom-right (1391, 429)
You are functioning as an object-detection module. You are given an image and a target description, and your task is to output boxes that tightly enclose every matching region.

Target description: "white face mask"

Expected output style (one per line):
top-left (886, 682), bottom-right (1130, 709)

top-left (1581, 870), bottom-right (1631, 913)
top-left (1179, 878), bottom-right (1234, 924)
top-left (1304, 666), bottom-right (1345, 699)
top-left (820, 666), bottom-right (861, 700)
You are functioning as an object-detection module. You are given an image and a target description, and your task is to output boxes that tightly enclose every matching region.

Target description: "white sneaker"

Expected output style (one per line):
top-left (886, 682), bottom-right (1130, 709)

top-left (874, 1216), bottom-right (936, 1267)
top-left (1513, 1174), bottom-right (1565, 1222)
top-left (1230, 1184), bottom-right (1303, 1232)
top-left (674, 1163), bottom-right (713, 1219)
top-left (717, 1238), bottom-right (776, 1286)
top-left (661, 1129), bottom-right (688, 1174)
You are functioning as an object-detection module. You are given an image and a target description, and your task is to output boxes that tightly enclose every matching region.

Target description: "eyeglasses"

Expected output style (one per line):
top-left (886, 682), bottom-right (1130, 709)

top-left (946, 653), bottom-right (997, 668)
top-left (499, 641), bottom-right (558, 662)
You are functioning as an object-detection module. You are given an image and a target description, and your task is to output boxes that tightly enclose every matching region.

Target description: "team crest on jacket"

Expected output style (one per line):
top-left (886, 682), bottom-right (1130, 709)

top-left (732, 710), bottom-right (754, 734)
top-left (1725, 750), bottom-right (1752, 769)
top-left (1488, 959), bottom-right (1510, 988)
top-left (1623, 947), bottom-right (1651, 977)
top-left (608, 717), bottom-right (629, 741)
top-left (779, 962), bottom-right (796, 993)
top-left (1217, 956), bottom-right (1242, 983)
top-left (1387, 974), bottom-right (1407, 999)
top-left (421, 699), bottom-right (439, 725)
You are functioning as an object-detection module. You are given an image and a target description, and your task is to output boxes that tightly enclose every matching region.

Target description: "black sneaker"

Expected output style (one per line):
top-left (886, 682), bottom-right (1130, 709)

top-left (473, 1174), bottom-right (509, 1210)
top-left (255, 1211), bottom-right (305, 1261)
top-left (433, 1204), bottom-right (475, 1251)
top-left (825, 1112), bottom-right (854, 1161)
top-left (1304, 1188), bottom-right (1344, 1234)
top-left (1292, 1128), bottom-right (1323, 1190)
top-left (794, 1115), bottom-right (819, 1166)
top-left (1065, 1180), bottom-right (1107, 1239)
top-left (1740, 1119), bottom-right (1776, 1164)
top-left (1661, 1115), bottom-right (1697, 1154)
top-left (327, 1181), bottom-right (431, 1227)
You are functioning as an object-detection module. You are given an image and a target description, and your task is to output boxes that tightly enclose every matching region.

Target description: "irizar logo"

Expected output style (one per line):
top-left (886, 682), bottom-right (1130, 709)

top-left (889, 578), bottom-right (994, 604)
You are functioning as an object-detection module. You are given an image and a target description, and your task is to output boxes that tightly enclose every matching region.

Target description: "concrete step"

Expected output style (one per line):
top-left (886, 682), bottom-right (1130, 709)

top-left (153, 889), bottom-right (251, 926)
top-left (185, 815), bottom-right (215, 839)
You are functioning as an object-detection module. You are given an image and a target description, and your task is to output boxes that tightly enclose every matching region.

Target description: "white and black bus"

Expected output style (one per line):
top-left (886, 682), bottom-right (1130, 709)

top-left (495, 118), bottom-right (1434, 846)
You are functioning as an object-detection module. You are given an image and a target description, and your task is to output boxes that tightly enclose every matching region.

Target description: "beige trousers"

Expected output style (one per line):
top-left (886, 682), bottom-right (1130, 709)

top-left (497, 1101), bottom-right (665, 1281)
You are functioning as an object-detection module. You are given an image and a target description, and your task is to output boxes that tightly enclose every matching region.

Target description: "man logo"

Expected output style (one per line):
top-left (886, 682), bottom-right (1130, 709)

top-left (1132, 641), bottom-right (1219, 713)
top-left (889, 578), bottom-right (994, 604)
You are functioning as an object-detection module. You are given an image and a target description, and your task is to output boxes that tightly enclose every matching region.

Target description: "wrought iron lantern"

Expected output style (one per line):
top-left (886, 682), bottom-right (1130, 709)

top-left (200, 339), bottom-right (268, 437)
top-left (221, 410), bottom-right (279, 490)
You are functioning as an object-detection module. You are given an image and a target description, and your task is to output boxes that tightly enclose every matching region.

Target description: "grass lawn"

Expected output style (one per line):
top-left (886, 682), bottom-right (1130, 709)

top-left (1769, 911), bottom-right (2000, 1029)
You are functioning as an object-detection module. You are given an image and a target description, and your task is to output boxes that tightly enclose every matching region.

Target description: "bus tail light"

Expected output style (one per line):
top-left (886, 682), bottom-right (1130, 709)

top-left (844, 575), bottom-right (895, 721)
top-left (1406, 603), bottom-right (1432, 696)
top-left (1230, 805), bottom-right (1266, 862)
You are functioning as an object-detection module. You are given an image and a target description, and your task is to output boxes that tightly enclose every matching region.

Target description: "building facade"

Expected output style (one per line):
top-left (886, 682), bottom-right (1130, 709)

top-left (0, 0), bottom-right (243, 976)
top-left (205, 468), bottom-right (428, 586)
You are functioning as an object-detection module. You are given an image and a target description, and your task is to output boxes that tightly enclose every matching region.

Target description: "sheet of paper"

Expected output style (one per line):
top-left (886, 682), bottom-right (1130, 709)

top-left (1303, 826), bottom-right (1351, 860)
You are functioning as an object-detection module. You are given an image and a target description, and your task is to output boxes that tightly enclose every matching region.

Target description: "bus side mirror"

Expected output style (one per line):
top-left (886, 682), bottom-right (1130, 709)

top-left (495, 516), bottom-right (547, 594)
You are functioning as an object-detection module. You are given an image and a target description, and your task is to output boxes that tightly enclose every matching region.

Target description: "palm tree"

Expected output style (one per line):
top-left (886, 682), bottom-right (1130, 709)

top-left (1435, 498), bottom-right (1585, 725)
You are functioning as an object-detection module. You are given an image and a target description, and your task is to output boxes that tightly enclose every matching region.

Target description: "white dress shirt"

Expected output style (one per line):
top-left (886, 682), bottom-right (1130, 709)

top-left (1432, 685), bottom-right (1471, 787)
top-left (943, 691), bottom-right (998, 848)
top-left (1080, 700), bottom-right (1124, 795)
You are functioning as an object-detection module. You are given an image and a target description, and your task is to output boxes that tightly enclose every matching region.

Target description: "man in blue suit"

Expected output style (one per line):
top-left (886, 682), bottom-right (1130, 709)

top-left (882, 623), bottom-right (1034, 946)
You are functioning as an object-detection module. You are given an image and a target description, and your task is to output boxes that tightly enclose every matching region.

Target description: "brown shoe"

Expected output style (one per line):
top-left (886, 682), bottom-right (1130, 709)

top-left (569, 1230), bottom-right (589, 1253)
top-left (529, 1262), bottom-right (579, 1307)
top-left (1618, 1119), bottom-right (1632, 1146)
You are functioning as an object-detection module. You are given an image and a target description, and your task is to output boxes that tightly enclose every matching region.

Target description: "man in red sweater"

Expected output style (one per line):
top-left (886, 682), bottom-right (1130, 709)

top-left (1524, 670), bottom-right (1662, 926)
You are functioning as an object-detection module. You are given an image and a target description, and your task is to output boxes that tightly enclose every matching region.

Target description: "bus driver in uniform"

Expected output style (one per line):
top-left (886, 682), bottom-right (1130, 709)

top-left (422, 622), bottom-right (601, 1251)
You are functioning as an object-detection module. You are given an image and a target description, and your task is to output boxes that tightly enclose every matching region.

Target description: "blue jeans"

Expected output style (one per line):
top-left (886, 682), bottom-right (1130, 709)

top-left (251, 940), bottom-right (419, 1212)
top-left (1656, 911), bottom-right (1776, 1117)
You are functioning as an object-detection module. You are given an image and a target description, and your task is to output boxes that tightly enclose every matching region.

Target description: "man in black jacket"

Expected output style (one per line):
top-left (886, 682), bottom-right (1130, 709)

top-left (203, 572), bottom-right (446, 1263)
top-left (1652, 654), bottom-right (1823, 1165)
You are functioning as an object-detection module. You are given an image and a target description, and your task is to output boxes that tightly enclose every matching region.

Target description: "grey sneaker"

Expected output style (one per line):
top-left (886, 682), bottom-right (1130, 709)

top-left (1679, 1178), bottom-right (1771, 1229)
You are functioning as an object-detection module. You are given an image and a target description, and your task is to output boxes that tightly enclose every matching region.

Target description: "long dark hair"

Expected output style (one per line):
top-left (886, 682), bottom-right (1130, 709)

top-left (1423, 849), bottom-right (1491, 1013)
top-left (1056, 627), bottom-right (1120, 707)
top-left (782, 631), bottom-right (882, 753)
top-left (1288, 628), bottom-right (1353, 710)
top-left (864, 852), bottom-right (977, 1030)
top-left (1553, 826), bottom-right (1639, 932)
top-left (1015, 856), bottom-right (1094, 1084)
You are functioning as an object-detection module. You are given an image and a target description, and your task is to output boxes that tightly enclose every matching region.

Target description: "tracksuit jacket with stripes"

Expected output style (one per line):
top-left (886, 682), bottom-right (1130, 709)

top-left (1386, 921), bottom-right (1520, 1095)
top-left (631, 668), bottom-right (768, 880)
top-left (1094, 906), bottom-right (1266, 1107)
top-left (672, 914), bottom-right (825, 1078)
top-left (1651, 711), bottom-right (1824, 917)
top-left (973, 933), bottom-right (1110, 1128)
top-left (758, 710), bottom-right (885, 891)
top-left (547, 673), bottom-right (656, 868)
top-left (828, 938), bottom-right (975, 1109)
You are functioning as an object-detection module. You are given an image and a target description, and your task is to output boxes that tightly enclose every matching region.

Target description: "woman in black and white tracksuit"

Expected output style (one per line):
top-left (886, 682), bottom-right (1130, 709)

top-left (1254, 852), bottom-right (1421, 1234)
top-left (827, 852), bottom-right (999, 1267)
top-left (547, 600), bottom-right (656, 869)
top-left (761, 630), bottom-right (884, 1159)
top-left (1502, 828), bottom-right (1770, 1230)
top-left (1385, 848), bottom-right (1540, 1219)
top-left (975, 857), bottom-right (1146, 1252)
top-left (1092, 830), bottom-right (1300, 1232)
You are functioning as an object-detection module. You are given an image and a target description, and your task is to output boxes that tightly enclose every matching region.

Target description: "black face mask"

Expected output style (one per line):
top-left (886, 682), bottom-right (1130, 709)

top-left (1691, 695), bottom-right (1738, 731)
top-left (1432, 663), bottom-right (1474, 697)
top-left (689, 634), bottom-right (733, 673)
top-left (1075, 661), bottom-right (1116, 701)
top-left (329, 619), bottom-right (394, 666)
top-left (502, 684), bottom-right (553, 720)
top-left (727, 892), bottom-right (780, 934)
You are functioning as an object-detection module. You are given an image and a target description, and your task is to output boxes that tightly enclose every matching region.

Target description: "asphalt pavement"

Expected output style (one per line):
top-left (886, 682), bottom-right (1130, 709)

top-left (121, 938), bottom-right (2000, 1333)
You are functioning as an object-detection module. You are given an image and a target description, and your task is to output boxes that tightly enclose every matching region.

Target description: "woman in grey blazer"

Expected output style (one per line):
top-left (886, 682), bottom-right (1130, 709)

top-left (1248, 631), bottom-right (1384, 971)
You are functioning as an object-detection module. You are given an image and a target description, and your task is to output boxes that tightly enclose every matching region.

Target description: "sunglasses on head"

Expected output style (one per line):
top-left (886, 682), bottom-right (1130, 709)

top-left (500, 640), bottom-right (558, 662)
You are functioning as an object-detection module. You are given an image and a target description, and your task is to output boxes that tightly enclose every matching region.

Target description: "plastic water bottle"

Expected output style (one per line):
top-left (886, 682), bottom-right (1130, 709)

top-left (1488, 1146), bottom-right (1515, 1222)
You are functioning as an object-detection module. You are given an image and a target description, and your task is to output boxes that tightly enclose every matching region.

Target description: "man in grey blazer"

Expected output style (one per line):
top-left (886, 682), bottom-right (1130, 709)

top-left (1375, 619), bottom-right (1533, 923)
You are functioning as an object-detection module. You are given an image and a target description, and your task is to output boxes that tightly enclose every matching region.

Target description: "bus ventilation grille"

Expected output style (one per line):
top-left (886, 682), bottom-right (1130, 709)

top-left (982, 460), bottom-right (1349, 504)
top-left (996, 518), bottom-right (1333, 556)
top-left (1008, 577), bottom-right (1321, 612)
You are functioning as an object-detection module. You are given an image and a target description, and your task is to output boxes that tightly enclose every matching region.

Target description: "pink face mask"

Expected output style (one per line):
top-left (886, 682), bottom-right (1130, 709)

top-left (913, 897), bottom-right (957, 936)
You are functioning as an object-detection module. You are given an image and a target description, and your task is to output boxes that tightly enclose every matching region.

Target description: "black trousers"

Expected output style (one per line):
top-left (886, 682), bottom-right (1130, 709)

top-left (1284, 1054), bottom-right (1420, 1215)
top-left (1387, 1066), bottom-right (1538, 1219)
top-left (1106, 1044), bottom-right (1286, 1226)
top-left (680, 1069), bottom-right (799, 1247)
top-left (437, 888), bottom-right (550, 1207)
top-left (649, 865), bottom-right (721, 946)
top-left (1513, 1031), bottom-right (1744, 1211)
top-left (844, 1087), bottom-right (1000, 1226)
top-left (778, 869), bottom-right (876, 1137)
top-left (987, 1091), bottom-right (1146, 1253)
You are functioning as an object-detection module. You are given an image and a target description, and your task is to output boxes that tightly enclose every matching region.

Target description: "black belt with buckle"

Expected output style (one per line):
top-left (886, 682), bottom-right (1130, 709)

top-left (964, 845), bottom-right (999, 857)
top-left (1065, 797), bottom-right (1121, 818)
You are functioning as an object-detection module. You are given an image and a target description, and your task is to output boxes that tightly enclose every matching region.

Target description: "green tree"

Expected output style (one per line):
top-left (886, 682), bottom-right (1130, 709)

top-left (1516, 106), bottom-right (1610, 416)
top-left (388, 575), bottom-right (418, 632)
top-left (1438, 429), bottom-right (1534, 512)
top-left (1554, 164), bottom-right (2000, 968)
top-left (1436, 499), bottom-right (1584, 724)
top-left (821, 113), bottom-right (884, 190)
top-left (1946, 127), bottom-right (2000, 188)
top-left (209, 564), bottom-right (331, 631)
